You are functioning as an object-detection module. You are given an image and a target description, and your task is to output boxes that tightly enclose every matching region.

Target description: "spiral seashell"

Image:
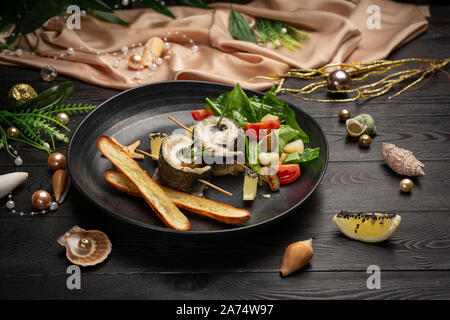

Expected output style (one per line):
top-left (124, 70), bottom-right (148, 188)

top-left (381, 142), bottom-right (425, 176)
top-left (57, 226), bottom-right (112, 266)
top-left (280, 239), bottom-right (313, 277)
top-left (0, 172), bottom-right (28, 199)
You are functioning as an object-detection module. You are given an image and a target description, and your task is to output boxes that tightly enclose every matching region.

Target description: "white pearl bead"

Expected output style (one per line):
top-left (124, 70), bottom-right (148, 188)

top-left (156, 57), bottom-right (163, 65)
top-left (121, 46), bottom-right (128, 54)
top-left (192, 45), bottom-right (199, 53)
top-left (134, 71), bottom-right (144, 80)
top-left (6, 200), bottom-right (15, 209)
top-left (15, 49), bottom-right (23, 56)
top-left (50, 202), bottom-right (58, 211)
top-left (43, 142), bottom-right (50, 149)
top-left (164, 55), bottom-right (170, 60)
top-left (122, 0), bottom-right (129, 6)
top-left (164, 42), bottom-right (170, 49)
top-left (14, 157), bottom-right (23, 166)
top-left (281, 27), bottom-right (287, 34)
top-left (67, 47), bottom-right (74, 55)
top-left (151, 63), bottom-right (157, 71)
top-left (274, 40), bottom-right (281, 47)
top-left (113, 59), bottom-right (120, 67)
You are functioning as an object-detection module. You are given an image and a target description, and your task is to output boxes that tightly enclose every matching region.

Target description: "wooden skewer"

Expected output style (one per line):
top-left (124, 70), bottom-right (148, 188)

top-left (136, 149), bottom-right (157, 160)
top-left (234, 160), bottom-right (269, 183)
top-left (168, 115), bottom-right (193, 134)
top-left (197, 179), bottom-right (233, 197)
top-left (136, 149), bottom-right (233, 197)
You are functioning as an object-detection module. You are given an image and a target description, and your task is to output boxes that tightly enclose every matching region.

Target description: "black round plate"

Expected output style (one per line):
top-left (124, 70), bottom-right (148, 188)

top-left (67, 81), bottom-right (328, 235)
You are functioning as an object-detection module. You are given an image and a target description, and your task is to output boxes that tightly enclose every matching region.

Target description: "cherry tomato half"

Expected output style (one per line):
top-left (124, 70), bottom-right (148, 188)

top-left (273, 164), bottom-right (301, 184)
top-left (244, 119), bottom-right (280, 140)
top-left (191, 109), bottom-right (214, 121)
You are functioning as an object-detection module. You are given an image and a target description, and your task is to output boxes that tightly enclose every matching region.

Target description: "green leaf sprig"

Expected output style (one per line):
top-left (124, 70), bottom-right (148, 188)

top-left (228, 7), bottom-right (309, 50)
top-left (1, 81), bottom-right (96, 158)
top-left (0, 0), bottom-right (210, 49)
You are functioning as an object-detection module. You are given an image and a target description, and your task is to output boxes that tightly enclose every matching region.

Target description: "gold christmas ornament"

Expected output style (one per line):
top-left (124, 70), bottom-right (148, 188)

top-left (382, 142), bottom-right (425, 176)
top-left (327, 70), bottom-right (351, 90)
top-left (249, 58), bottom-right (450, 102)
top-left (8, 84), bottom-right (38, 109)
top-left (338, 109), bottom-right (351, 121)
top-left (358, 134), bottom-right (372, 147)
top-left (6, 126), bottom-right (20, 138)
top-left (55, 112), bottom-right (69, 125)
top-left (40, 65), bottom-right (58, 82)
top-left (400, 178), bottom-right (414, 192)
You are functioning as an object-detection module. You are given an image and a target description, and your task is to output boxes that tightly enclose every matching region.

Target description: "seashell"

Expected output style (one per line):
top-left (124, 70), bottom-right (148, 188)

top-left (381, 142), bottom-right (425, 176)
top-left (52, 169), bottom-right (71, 203)
top-left (57, 226), bottom-right (112, 267)
top-left (353, 114), bottom-right (376, 136)
top-left (280, 239), bottom-right (313, 277)
top-left (346, 119), bottom-right (366, 137)
top-left (0, 172), bottom-right (28, 199)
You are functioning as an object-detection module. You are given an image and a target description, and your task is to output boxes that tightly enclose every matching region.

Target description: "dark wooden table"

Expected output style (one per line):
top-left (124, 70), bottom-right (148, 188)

top-left (1, 6), bottom-right (449, 300)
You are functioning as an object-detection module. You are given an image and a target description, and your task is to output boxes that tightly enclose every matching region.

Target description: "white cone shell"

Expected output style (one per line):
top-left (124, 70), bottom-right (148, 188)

top-left (0, 172), bottom-right (28, 199)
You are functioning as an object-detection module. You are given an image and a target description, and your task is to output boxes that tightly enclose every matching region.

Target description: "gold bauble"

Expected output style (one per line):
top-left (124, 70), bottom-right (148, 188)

top-left (8, 84), bottom-right (38, 109)
top-left (128, 53), bottom-right (143, 70)
top-left (400, 178), bottom-right (414, 192)
top-left (6, 126), bottom-right (20, 138)
top-left (338, 109), bottom-right (351, 121)
top-left (56, 112), bottom-right (69, 125)
top-left (358, 134), bottom-right (372, 147)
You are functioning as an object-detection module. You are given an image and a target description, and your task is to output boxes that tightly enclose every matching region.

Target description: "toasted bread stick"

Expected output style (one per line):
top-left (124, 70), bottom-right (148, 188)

top-left (104, 169), bottom-right (250, 224)
top-left (97, 136), bottom-right (190, 230)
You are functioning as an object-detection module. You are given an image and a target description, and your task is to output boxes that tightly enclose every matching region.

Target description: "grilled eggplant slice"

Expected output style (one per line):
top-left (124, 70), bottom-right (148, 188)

top-left (158, 134), bottom-right (211, 193)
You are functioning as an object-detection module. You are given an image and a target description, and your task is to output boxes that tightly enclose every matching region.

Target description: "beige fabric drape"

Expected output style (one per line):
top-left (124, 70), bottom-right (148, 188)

top-left (0, 0), bottom-right (428, 91)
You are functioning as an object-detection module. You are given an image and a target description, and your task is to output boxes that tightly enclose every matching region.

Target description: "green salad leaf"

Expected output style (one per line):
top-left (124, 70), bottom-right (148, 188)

top-left (284, 148), bottom-right (320, 164)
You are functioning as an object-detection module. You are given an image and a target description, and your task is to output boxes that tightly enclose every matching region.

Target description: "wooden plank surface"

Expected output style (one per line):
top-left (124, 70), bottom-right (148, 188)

top-left (0, 6), bottom-right (449, 300)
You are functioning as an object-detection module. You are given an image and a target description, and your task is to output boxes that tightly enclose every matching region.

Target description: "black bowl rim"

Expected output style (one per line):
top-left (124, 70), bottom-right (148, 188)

top-left (67, 80), bottom-right (329, 236)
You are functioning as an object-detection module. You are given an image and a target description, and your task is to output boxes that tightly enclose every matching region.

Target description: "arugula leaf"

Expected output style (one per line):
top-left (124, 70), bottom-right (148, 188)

top-left (284, 148), bottom-right (320, 164)
top-left (205, 83), bottom-right (258, 126)
top-left (228, 5), bottom-right (258, 43)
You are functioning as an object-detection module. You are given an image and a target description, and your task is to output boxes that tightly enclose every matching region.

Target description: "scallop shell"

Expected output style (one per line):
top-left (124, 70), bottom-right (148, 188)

top-left (57, 226), bottom-right (112, 266)
top-left (381, 142), bottom-right (425, 176)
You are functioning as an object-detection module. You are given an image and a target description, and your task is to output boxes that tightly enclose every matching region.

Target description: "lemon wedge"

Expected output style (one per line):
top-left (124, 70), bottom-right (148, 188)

top-left (346, 119), bottom-right (367, 137)
top-left (332, 211), bottom-right (401, 243)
